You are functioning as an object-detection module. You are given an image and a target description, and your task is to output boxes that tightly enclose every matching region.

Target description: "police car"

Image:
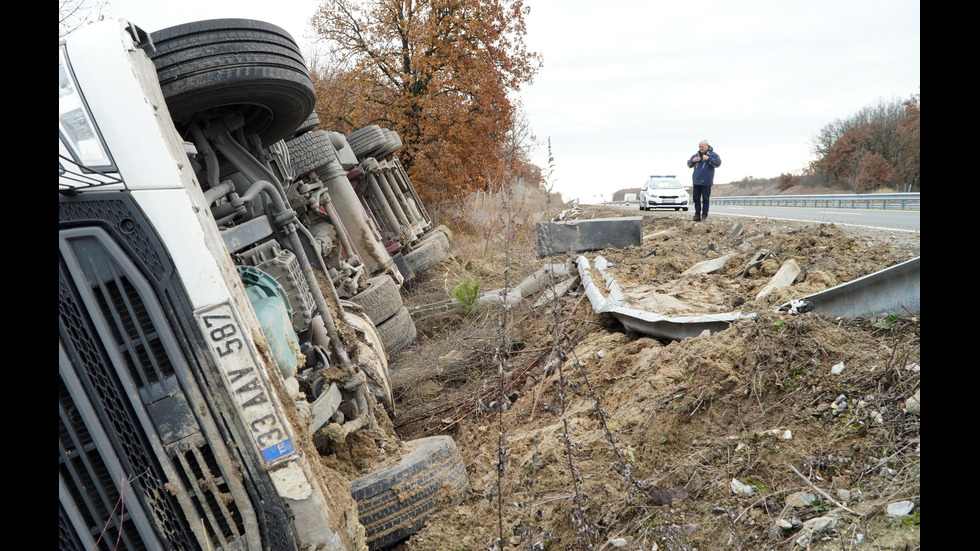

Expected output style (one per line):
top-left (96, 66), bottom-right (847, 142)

top-left (639, 175), bottom-right (690, 211)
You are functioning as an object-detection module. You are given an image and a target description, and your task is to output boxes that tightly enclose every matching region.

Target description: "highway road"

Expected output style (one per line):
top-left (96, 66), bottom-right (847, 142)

top-left (601, 203), bottom-right (920, 233)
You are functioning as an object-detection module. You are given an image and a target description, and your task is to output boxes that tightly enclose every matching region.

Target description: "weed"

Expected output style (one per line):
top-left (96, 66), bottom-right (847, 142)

top-left (874, 311), bottom-right (901, 330)
top-left (624, 445), bottom-right (636, 462)
top-left (741, 476), bottom-right (769, 491)
top-left (453, 278), bottom-right (481, 313)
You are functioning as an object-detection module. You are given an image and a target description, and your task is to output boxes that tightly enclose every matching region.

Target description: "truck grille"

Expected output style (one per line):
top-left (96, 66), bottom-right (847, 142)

top-left (59, 195), bottom-right (295, 550)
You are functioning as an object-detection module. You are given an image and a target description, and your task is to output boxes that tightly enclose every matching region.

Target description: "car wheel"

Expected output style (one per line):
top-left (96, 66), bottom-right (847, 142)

top-left (375, 306), bottom-right (418, 357)
top-left (349, 275), bottom-right (404, 327)
top-left (683, 207), bottom-right (689, 211)
top-left (145, 19), bottom-right (316, 148)
top-left (351, 436), bottom-right (468, 550)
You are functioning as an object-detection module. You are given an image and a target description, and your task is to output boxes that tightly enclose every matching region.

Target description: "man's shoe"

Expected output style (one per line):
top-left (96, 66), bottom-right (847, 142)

top-left (692, 215), bottom-right (701, 222)
top-left (701, 214), bottom-right (708, 220)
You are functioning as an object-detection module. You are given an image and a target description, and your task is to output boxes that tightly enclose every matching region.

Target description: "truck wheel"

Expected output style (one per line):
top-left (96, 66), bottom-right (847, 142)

top-left (349, 275), bottom-right (403, 327)
top-left (380, 128), bottom-right (403, 156)
top-left (285, 129), bottom-right (336, 179)
top-left (375, 306), bottom-right (418, 357)
top-left (289, 110), bottom-right (321, 139)
top-left (347, 125), bottom-right (388, 159)
top-left (145, 19), bottom-right (315, 148)
top-left (404, 235), bottom-right (447, 276)
top-left (351, 436), bottom-right (468, 551)
top-left (372, 128), bottom-right (401, 158)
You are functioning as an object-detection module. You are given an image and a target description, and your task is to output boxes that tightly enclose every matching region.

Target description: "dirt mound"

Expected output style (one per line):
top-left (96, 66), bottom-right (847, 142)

top-left (377, 208), bottom-right (920, 550)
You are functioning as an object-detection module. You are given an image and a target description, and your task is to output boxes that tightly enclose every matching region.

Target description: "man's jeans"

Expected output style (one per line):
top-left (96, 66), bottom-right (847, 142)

top-left (693, 185), bottom-right (712, 217)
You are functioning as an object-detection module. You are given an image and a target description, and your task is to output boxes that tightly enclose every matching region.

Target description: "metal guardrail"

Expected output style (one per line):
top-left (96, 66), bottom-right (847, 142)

top-left (706, 193), bottom-right (919, 210)
top-left (602, 193), bottom-right (920, 210)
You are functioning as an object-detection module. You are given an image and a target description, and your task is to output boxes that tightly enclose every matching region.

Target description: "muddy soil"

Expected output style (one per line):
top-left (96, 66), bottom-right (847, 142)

top-left (353, 207), bottom-right (921, 551)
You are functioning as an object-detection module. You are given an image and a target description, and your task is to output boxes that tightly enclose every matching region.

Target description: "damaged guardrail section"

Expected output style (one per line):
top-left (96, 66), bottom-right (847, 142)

top-left (787, 256), bottom-right (920, 318)
top-left (576, 256), bottom-right (756, 341)
top-left (575, 252), bottom-right (920, 342)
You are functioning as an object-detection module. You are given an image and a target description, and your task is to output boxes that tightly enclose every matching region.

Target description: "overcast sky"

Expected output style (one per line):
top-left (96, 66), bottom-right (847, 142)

top-left (102, 0), bottom-right (920, 202)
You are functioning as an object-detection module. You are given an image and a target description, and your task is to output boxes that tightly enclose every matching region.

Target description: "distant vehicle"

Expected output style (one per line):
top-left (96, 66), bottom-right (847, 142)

top-left (639, 175), bottom-right (690, 211)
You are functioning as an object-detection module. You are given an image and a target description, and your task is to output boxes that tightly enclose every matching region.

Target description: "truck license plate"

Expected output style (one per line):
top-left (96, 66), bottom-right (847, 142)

top-left (196, 302), bottom-right (296, 465)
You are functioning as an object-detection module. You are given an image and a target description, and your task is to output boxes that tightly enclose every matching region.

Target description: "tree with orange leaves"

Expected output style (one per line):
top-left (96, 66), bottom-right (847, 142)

top-left (310, 0), bottom-right (542, 207)
top-left (894, 93), bottom-right (919, 191)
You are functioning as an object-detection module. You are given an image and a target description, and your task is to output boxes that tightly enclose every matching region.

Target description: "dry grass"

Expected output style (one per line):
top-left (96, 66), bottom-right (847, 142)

top-left (387, 191), bottom-right (920, 551)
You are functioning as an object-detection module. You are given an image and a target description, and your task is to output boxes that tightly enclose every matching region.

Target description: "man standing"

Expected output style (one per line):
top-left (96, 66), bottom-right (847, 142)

top-left (687, 139), bottom-right (721, 221)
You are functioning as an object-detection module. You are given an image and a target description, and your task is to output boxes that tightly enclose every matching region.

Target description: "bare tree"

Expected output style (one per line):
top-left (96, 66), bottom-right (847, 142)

top-left (59, 0), bottom-right (108, 38)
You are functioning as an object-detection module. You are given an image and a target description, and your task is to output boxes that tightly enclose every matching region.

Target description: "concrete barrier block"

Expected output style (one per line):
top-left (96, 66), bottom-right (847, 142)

top-left (536, 217), bottom-right (642, 257)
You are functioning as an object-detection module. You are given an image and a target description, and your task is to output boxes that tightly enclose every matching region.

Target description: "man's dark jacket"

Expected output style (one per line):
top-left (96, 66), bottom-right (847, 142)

top-left (687, 146), bottom-right (722, 186)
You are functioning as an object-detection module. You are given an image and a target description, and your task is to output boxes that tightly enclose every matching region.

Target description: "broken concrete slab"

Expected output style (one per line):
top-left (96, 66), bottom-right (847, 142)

top-left (681, 254), bottom-right (732, 276)
top-left (481, 262), bottom-right (574, 306)
top-left (409, 261), bottom-right (575, 314)
top-left (755, 259), bottom-right (802, 300)
top-left (532, 276), bottom-right (580, 308)
top-left (536, 216), bottom-right (642, 257)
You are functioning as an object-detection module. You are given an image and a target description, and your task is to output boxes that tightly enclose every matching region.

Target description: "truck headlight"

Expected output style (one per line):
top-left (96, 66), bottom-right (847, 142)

top-left (59, 46), bottom-right (113, 169)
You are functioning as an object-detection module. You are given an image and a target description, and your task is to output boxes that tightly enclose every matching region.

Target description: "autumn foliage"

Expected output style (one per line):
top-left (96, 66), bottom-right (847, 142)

top-left (810, 94), bottom-right (920, 192)
top-left (309, 0), bottom-right (543, 208)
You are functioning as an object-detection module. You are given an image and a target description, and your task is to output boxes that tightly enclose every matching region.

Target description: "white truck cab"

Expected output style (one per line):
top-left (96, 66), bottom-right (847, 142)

top-left (59, 18), bottom-right (464, 551)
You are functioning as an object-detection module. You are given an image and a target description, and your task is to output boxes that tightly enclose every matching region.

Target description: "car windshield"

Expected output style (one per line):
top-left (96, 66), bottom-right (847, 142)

top-left (650, 180), bottom-right (682, 189)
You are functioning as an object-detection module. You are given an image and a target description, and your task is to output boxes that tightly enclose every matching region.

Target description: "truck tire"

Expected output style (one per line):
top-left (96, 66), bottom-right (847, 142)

top-left (290, 110), bottom-right (321, 138)
top-left (403, 235), bottom-right (447, 276)
top-left (347, 125), bottom-right (388, 159)
top-left (373, 128), bottom-right (401, 158)
top-left (351, 436), bottom-right (468, 551)
top-left (349, 275), bottom-right (403, 327)
top-left (375, 306), bottom-right (418, 357)
top-left (285, 129), bottom-right (336, 179)
top-left (145, 19), bottom-right (315, 148)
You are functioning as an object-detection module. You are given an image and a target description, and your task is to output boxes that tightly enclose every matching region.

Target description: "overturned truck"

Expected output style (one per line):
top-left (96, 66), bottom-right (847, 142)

top-left (280, 119), bottom-right (451, 356)
top-left (59, 18), bottom-right (463, 550)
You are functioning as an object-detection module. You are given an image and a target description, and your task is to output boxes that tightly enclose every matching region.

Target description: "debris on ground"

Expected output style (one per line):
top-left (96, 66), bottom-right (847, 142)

top-left (381, 207), bottom-right (920, 551)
